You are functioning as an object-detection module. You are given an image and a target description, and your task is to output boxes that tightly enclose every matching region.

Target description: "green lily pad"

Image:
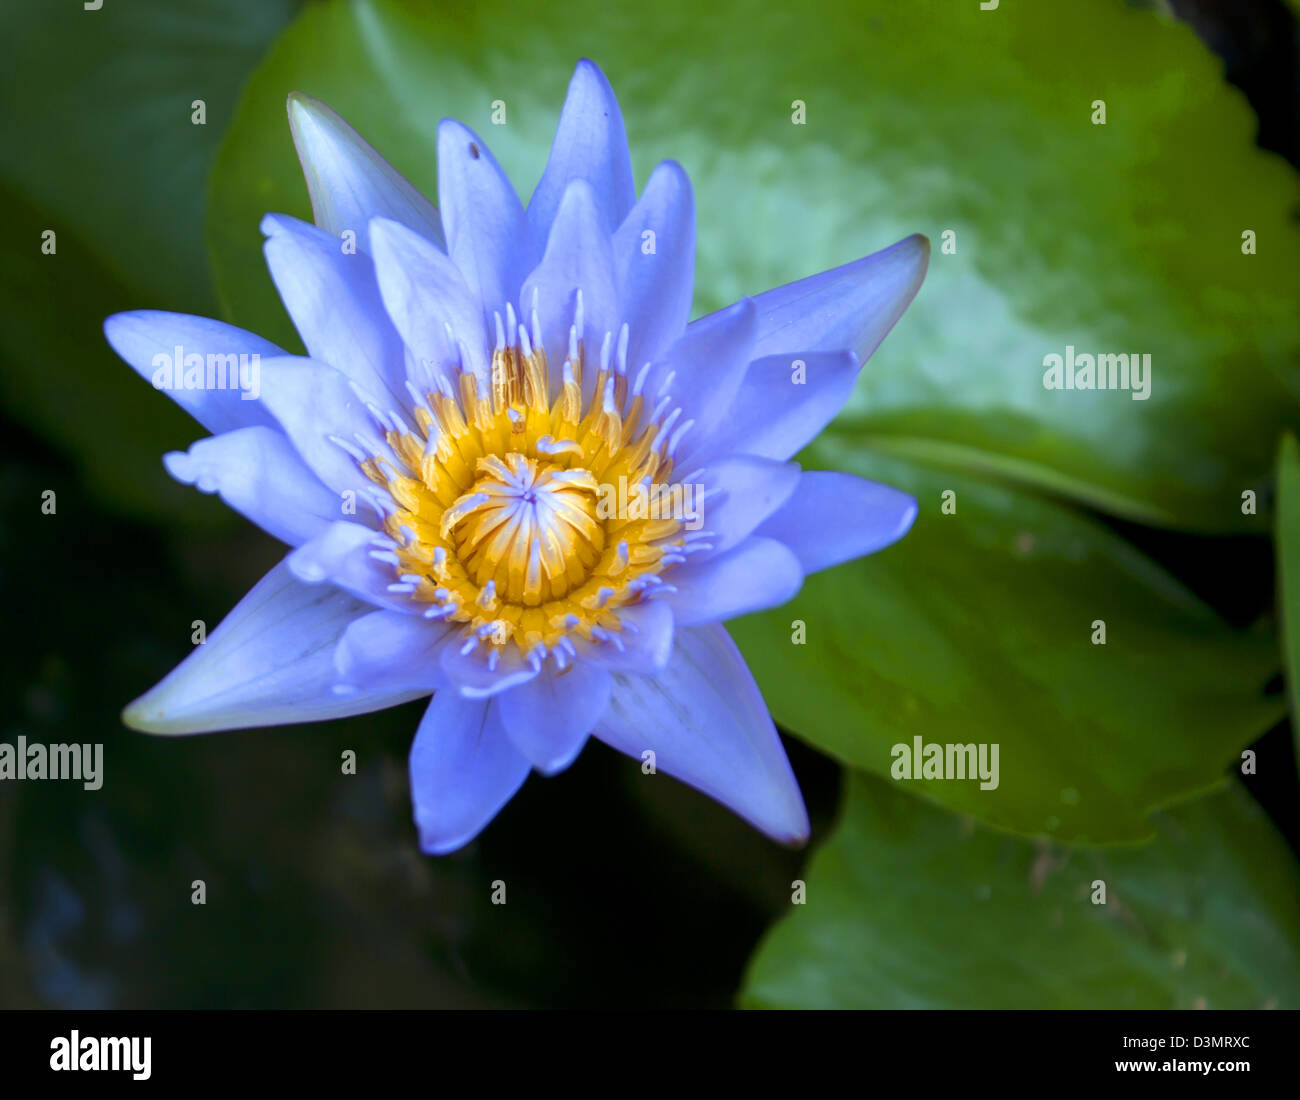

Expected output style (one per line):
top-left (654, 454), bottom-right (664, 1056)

top-left (741, 773), bottom-right (1300, 1008)
top-left (208, 0), bottom-right (1300, 530)
top-left (730, 443), bottom-right (1281, 842)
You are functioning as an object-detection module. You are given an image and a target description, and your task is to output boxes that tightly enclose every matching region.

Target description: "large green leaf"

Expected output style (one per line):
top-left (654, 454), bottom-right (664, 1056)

top-left (742, 773), bottom-right (1300, 1008)
top-left (0, 0), bottom-right (297, 522)
top-left (208, 0), bottom-right (1299, 530)
top-left (730, 443), bottom-right (1281, 842)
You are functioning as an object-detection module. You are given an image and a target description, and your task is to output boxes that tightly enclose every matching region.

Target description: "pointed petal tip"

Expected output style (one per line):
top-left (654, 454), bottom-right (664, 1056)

top-left (773, 817), bottom-right (812, 848)
top-left (567, 57), bottom-right (616, 92)
top-left (881, 231), bottom-right (929, 278)
top-left (747, 229), bottom-right (933, 364)
top-left (366, 212), bottom-right (436, 265)
top-left (861, 484), bottom-right (920, 555)
top-left (258, 211), bottom-right (294, 238)
top-left (102, 309), bottom-right (161, 350)
top-left (893, 231), bottom-right (931, 290)
top-left (286, 89), bottom-right (333, 113)
top-left (365, 213), bottom-right (403, 255)
top-left (102, 312), bottom-right (138, 359)
top-left (653, 158), bottom-right (690, 183)
top-left (897, 493), bottom-right (920, 539)
top-left (529, 58), bottom-right (635, 240)
top-left (436, 116), bottom-right (480, 149)
top-left (285, 89), bottom-right (316, 118)
top-left (286, 94), bottom-right (445, 249)
top-left (286, 91), bottom-right (357, 145)
top-left (286, 92), bottom-right (350, 163)
top-left (415, 821), bottom-right (478, 856)
top-left (120, 691), bottom-right (188, 737)
top-left (436, 119), bottom-right (511, 186)
top-left (636, 160), bottom-right (695, 230)
top-left (755, 767), bottom-right (812, 847)
top-left (120, 696), bottom-right (155, 733)
top-left (121, 672), bottom-right (240, 737)
top-left (568, 59), bottom-right (620, 102)
top-left (760, 786), bottom-right (812, 846)
top-left (573, 57), bottom-right (608, 79)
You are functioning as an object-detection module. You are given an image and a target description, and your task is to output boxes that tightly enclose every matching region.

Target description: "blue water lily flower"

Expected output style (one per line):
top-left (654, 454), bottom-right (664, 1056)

top-left (107, 60), bottom-right (926, 853)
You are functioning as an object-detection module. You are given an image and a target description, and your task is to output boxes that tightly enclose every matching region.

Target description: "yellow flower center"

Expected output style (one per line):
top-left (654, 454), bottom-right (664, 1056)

top-left (360, 310), bottom-right (685, 660)
top-left (445, 452), bottom-right (603, 605)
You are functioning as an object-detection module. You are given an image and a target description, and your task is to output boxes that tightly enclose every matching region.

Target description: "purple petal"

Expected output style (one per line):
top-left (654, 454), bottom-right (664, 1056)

top-left (757, 471), bottom-right (917, 574)
top-left (334, 610), bottom-right (452, 694)
top-left (527, 59), bottom-right (635, 241)
top-left (748, 233), bottom-right (929, 362)
top-left (662, 536), bottom-right (803, 626)
top-left (692, 455), bottom-right (801, 556)
top-left (647, 297), bottom-right (756, 445)
top-left (691, 350), bottom-right (859, 464)
top-left (409, 693), bottom-right (530, 854)
top-left (287, 520), bottom-right (412, 612)
top-left (437, 120), bottom-right (537, 326)
top-left (520, 179), bottom-right (620, 380)
top-left (613, 160), bottom-right (695, 372)
top-left (261, 213), bottom-right (409, 408)
top-left (497, 661), bottom-right (612, 774)
top-left (122, 558), bottom-right (422, 735)
top-left (164, 426), bottom-right (342, 546)
top-left (287, 92), bottom-right (445, 252)
top-left (577, 599), bottom-right (675, 673)
top-left (103, 311), bottom-right (282, 434)
top-left (594, 624), bottom-right (809, 843)
top-left (256, 355), bottom-right (384, 500)
top-left (368, 215), bottom-right (492, 389)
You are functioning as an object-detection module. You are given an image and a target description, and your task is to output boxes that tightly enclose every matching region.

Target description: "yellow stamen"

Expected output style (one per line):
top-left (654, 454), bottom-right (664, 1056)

top-left (368, 331), bottom-right (685, 657)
